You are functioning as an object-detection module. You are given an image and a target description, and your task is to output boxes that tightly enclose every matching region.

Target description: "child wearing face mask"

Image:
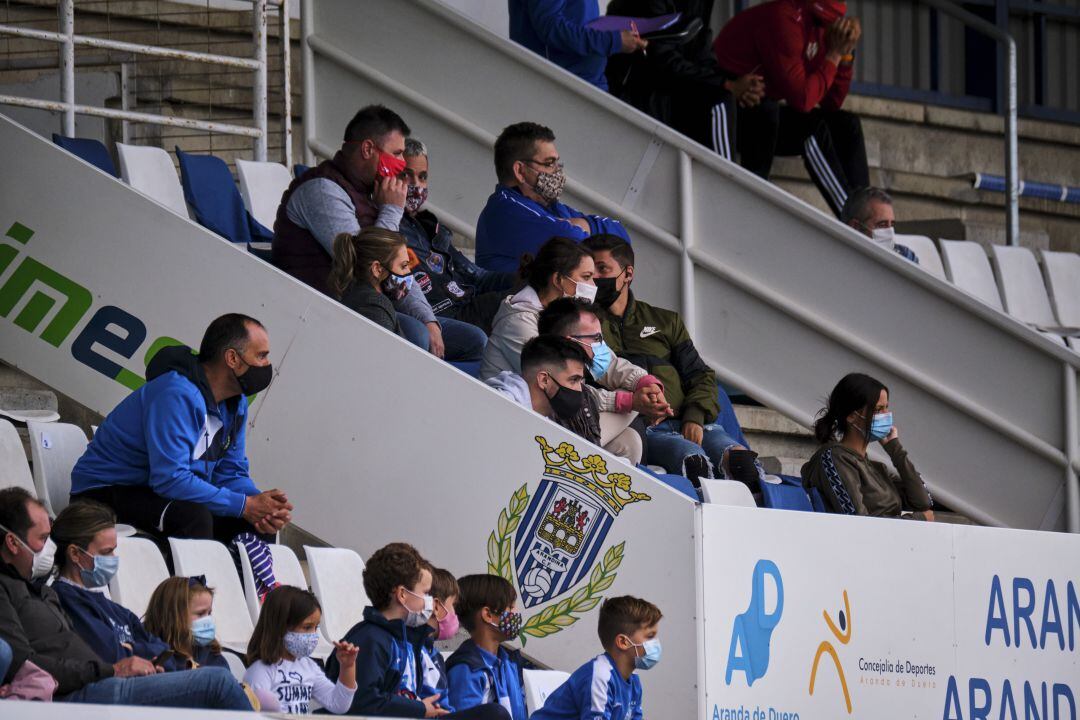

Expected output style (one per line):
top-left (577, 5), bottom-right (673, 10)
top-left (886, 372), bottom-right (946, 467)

top-left (530, 596), bottom-right (662, 720)
top-left (244, 586), bottom-right (358, 714)
top-left (445, 574), bottom-right (530, 720)
top-left (143, 576), bottom-right (230, 670)
top-left (418, 566), bottom-right (460, 713)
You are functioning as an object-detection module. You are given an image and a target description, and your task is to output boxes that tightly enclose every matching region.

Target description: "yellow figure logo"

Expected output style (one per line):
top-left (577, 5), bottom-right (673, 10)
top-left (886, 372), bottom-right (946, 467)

top-left (808, 590), bottom-right (853, 714)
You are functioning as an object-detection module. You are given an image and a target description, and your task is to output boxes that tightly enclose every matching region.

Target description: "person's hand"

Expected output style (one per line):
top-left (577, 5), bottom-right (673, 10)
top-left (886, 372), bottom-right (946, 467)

top-left (422, 694), bottom-right (450, 717)
top-left (631, 384), bottom-right (673, 420)
top-left (334, 641), bottom-right (359, 669)
top-left (682, 421), bottom-right (704, 445)
top-left (426, 322), bottom-right (445, 359)
top-left (842, 17), bottom-right (861, 54)
top-left (728, 73), bottom-right (765, 108)
top-left (373, 175), bottom-right (408, 208)
top-left (562, 217), bottom-right (591, 233)
top-left (243, 490), bottom-right (292, 529)
top-left (619, 29), bottom-right (648, 54)
top-left (922, 509), bottom-right (936, 522)
top-left (113, 656), bottom-right (158, 678)
top-left (824, 19), bottom-right (848, 61)
top-left (880, 426), bottom-right (898, 445)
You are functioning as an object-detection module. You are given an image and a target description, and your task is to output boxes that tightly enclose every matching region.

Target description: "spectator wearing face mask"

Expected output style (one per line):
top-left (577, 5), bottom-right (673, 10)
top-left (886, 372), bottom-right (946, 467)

top-left (841, 187), bottom-right (919, 264)
top-left (329, 227), bottom-right (418, 342)
top-left (399, 140), bottom-right (518, 336)
top-left (713, 0), bottom-right (868, 218)
top-left (143, 576), bottom-right (229, 671)
top-left (509, 0), bottom-right (647, 91)
top-left (475, 122), bottom-right (630, 274)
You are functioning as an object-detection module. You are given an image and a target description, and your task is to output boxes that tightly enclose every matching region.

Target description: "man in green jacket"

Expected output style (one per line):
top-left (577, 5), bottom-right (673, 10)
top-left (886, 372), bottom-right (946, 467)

top-left (582, 235), bottom-right (760, 487)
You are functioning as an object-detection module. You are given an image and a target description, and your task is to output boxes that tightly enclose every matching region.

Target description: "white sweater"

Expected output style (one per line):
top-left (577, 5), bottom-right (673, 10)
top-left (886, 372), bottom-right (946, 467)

top-left (244, 657), bottom-right (355, 715)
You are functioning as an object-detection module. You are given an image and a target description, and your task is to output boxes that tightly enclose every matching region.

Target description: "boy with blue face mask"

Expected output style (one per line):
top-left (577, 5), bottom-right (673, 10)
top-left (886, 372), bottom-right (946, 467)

top-left (531, 596), bottom-right (662, 720)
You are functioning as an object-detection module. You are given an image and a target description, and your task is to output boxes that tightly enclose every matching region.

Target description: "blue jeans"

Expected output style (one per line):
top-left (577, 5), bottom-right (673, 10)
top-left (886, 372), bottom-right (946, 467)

top-left (398, 314), bottom-right (487, 362)
top-left (646, 419), bottom-right (743, 477)
top-left (61, 666), bottom-right (250, 710)
top-left (0, 637), bottom-right (11, 683)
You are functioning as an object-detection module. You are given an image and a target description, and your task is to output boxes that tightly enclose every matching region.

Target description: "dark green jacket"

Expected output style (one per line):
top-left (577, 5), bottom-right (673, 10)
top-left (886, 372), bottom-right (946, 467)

top-left (597, 292), bottom-right (719, 426)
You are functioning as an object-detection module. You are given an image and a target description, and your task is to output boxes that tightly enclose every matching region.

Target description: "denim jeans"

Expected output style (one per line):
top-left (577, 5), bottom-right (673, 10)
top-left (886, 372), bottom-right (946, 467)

top-left (645, 419), bottom-right (743, 477)
top-left (60, 666), bottom-right (250, 710)
top-left (0, 637), bottom-right (11, 683)
top-left (398, 314), bottom-right (487, 362)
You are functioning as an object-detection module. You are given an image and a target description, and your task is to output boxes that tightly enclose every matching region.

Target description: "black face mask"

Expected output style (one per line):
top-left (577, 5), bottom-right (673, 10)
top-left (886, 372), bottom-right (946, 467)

top-left (235, 361), bottom-right (273, 395)
top-left (545, 376), bottom-right (584, 420)
top-left (593, 275), bottom-right (622, 309)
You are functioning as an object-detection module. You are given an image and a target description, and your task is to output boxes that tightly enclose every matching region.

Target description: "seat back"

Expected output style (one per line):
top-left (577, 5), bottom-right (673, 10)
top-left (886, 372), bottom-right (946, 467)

top-left (168, 538), bottom-right (254, 651)
top-left (895, 234), bottom-right (946, 280)
top-left (522, 669), bottom-right (571, 714)
top-left (237, 542), bottom-right (309, 623)
top-left (989, 245), bottom-right (1059, 326)
top-left (223, 651), bottom-right (247, 681)
top-left (304, 545), bottom-right (369, 643)
top-left (939, 240), bottom-right (1004, 311)
top-left (175, 148), bottom-right (256, 245)
top-left (700, 479), bottom-right (756, 507)
top-left (115, 143), bottom-right (190, 217)
top-left (0, 418), bottom-right (36, 497)
top-left (1040, 250), bottom-right (1080, 327)
top-left (108, 535), bottom-right (170, 618)
top-left (715, 386), bottom-right (748, 449)
top-left (26, 420), bottom-right (87, 516)
top-left (235, 159), bottom-right (292, 232)
top-left (51, 134), bottom-right (118, 177)
top-left (760, 481), bottom-right (814, 512)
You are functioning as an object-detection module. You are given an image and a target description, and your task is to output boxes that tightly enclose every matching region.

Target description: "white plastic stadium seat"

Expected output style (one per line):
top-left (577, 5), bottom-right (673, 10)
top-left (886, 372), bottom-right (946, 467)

top-left (989, 245), bottom-right (1067, 346)
top-left (26, 420), bottom-right (87, 517)
top-left (0, 418), bottom-right (37, 497)
top-left (169, 538), bottom-right (254, 653)
top-left (116, 143), bottom-right (191, 218)
top-left (1040, 250), bottom-right (1080, 351)
top-left (235, 159), bottom-right (292, 231)
top-left (305, 545), bottom-right (370, 643)
top-left (223, 650), bottom-right (247, 681)
top-left (107, 535), bottom-right (170, 618)
top-left (894, 234), bottom-right (946, 280)
top-left (939, 240), bottom-right (1004, 311)
top-left (699, 479), bottom-right (757, 508)
top-left (523, 669), bottom-right (570, 713)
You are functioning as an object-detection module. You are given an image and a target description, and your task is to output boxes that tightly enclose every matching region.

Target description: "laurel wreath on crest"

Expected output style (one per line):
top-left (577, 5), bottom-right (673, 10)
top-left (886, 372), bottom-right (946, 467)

top-left (486, 483), bottom-right (625, 644)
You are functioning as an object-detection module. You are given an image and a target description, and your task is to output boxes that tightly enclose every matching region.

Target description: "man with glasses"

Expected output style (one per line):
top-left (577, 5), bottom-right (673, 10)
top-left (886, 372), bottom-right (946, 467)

top-left (475, 121), bottom-right (631, 274)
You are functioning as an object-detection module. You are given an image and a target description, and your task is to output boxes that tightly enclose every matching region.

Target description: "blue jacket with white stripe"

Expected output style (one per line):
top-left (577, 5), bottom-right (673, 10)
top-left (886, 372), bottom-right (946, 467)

top-left (530, 653), bottom-right (643, 720)
top-left (445, 638), bottom-right (528, 720)
top-left (474, 185), bottom-right (630, 274)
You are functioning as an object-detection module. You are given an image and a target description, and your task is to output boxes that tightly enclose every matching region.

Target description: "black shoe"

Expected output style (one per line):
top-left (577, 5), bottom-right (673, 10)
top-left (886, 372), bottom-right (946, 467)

top-left (683, 454), bottom-right (712, 489)
top-left (727, 449), bottom-right (761, 493)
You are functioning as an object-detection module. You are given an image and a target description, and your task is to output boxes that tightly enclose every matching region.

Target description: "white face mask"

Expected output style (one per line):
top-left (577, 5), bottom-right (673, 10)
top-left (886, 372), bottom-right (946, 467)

top-left (573, 281), bottom-right (597, 303)
top-left (870, 227), bottom-right (895, 249)
top-left (0, 524), bottom-right (54, 580)
top-left (402, 588), bottom-right (434, 628)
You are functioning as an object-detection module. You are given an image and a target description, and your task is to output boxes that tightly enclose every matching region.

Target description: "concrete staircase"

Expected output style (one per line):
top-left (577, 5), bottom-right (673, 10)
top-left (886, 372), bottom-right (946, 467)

top-left (734, 403), bottom-right (817, 478)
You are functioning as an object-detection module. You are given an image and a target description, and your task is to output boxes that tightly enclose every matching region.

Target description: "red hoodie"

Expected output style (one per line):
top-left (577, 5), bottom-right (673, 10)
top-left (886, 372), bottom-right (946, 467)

top-left (713, 0), bottom-right (852, 113)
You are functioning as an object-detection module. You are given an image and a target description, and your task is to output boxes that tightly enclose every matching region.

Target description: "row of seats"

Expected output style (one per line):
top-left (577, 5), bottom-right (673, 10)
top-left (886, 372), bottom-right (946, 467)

top-left (899, 233), bottom-right (1079, 350)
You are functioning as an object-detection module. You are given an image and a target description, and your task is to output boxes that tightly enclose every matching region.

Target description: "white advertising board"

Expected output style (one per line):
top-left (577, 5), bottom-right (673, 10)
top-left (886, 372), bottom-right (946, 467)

top-left (701, 505), bottom-right (1080, 719)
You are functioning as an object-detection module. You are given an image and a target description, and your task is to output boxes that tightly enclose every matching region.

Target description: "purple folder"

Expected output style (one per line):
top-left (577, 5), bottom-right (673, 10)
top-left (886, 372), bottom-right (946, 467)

top-left (586, 12), bottom-right (681, 34)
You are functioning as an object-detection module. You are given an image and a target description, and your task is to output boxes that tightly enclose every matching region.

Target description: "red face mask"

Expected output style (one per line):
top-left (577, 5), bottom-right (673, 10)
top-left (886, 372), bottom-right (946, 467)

top-left (376, 151), bottom-right (407, 178)
top-left (809, 0), bottom-right (846, 24)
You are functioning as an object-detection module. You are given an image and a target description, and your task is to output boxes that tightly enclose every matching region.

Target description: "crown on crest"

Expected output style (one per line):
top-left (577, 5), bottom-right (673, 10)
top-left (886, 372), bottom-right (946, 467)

top-left (535, 436), bottom-right (651, 516)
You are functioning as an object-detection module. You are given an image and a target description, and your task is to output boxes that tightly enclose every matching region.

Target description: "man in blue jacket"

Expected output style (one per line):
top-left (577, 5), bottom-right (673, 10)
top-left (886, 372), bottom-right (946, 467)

top-left (475, 122), bottom-right (631, 274)
top-left (70, 313), bottom-right (292, 543)
top-left (509, 0), bottom-right (647, 89)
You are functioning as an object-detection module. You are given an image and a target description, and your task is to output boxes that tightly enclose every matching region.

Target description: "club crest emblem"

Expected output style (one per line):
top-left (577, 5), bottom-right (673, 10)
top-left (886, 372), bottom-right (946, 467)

top-left (487, 436), bottom-right (650, 641)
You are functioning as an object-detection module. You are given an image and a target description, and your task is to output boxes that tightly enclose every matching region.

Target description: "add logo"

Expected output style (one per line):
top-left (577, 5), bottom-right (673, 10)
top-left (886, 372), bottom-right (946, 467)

top-left (726, 559), bottom-right (784, 686)
top-left (808, 589), bottom-right (854, 714)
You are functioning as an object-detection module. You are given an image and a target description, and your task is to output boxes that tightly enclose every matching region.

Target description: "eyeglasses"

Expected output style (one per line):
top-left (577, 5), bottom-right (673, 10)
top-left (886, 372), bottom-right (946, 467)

top-left (570, 332), bottom-right (604, 344)
top-left (520, 158), bottom-right (564, 171)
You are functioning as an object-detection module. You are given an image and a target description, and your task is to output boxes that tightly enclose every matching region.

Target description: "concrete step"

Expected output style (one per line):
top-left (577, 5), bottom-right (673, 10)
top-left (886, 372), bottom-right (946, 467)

top-left (733, 404), bottom-right (818, 471)
top-left (759, 456), bottom-right (807, 477)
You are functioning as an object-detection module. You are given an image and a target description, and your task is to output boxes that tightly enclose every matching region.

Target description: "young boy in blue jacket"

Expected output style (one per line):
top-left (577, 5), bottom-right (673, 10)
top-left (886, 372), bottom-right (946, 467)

top-left (531, 596), bottom-right (663, 720)
top-left (445, 574), bottom-right (530, 720)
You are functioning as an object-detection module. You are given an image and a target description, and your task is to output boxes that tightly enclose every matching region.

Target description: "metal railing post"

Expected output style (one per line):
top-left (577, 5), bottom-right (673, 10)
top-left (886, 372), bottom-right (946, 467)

top-left (300, 0), bottom-right (315, 166)
top-left (1066, 364), bottom-right (1079, 533)
top-left (120, 61), bottom-right (133, 144)
top-left (59, 0), bottom-right (74, 137)
top-left (280, 0), bottom-right (292, 169)
top-left (1004, 37), bottom-right (1020, 246)
top-left (678, 151), bottom-right (696, 338)
top-left (253, 0), bottom-right (269, 162)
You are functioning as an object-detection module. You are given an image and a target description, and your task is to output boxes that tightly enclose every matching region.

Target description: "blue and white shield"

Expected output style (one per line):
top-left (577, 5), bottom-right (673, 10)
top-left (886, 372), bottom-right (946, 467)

top-left (514, 477), bottom-right (614, 608)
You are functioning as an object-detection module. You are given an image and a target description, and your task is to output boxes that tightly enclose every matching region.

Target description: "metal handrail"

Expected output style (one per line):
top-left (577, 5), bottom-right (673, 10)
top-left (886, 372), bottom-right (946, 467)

top-left (0, 0), bottom-right (293, 164)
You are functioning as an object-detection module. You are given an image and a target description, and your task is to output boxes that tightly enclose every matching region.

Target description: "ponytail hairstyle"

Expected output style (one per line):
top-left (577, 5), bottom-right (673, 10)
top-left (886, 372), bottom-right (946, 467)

top-left (518, 236), bottom-right (590, 293)
top-left (813, 372), bottom-right (888, 444)
top-left (328, 227), bottom-right (408, 299)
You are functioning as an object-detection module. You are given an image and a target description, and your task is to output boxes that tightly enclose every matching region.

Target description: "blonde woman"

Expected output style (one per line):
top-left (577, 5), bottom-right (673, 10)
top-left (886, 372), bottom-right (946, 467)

top-left (328, 227), bottom-right (414, 338)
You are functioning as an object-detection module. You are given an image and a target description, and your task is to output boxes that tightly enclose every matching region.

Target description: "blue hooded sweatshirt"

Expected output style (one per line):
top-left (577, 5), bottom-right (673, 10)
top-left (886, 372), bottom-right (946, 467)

top-left (325, 606), bottom-right (434, 717)
top-left (530, 653), bottom-right (642, 720)
top-left (475, 185), bottom-right (630, 274)
top-left (509, 0), bottom-right (622, 90)
top-left (52, 581), bottom-right (182, 671)
top-left (445, 638), bottom-right (529, 720)
top-left (70, 345), bottom-right (258, 518)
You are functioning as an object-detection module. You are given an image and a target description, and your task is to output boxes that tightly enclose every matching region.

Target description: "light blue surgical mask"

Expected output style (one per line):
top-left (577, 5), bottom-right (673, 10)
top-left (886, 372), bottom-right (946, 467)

top-left (589, 341), bottom-right (613, 379)
top-left (626, 636), bottom-right (662, 671)
top-left (191, 616), bottom-right (216, 647)
top-left (869, 412), bottom-right (894, 441)
top-left (77, 547), bottom-right (119, 588)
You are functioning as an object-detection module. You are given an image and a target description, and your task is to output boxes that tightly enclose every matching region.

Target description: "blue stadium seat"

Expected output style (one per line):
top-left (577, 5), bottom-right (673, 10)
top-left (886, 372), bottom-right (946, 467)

top-left (293, 163), bottom-right (310, 178)
top-left (761, 476), bottom-right (814, 512)
top-left (715, 385), bottom-right (748, 449)
top-left (175, 147), bottom-right (273, 246)
top-left (638, 465), bottom-right (698, 501)
top-left (52, 134), bottom-right (118, 177)
top-left (448, 360), bottom-right (481, 378)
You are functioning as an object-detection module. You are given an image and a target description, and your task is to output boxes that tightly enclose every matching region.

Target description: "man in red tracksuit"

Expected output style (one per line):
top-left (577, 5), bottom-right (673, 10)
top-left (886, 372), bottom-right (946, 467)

top-left (713, 0), bottom-right (868, 217)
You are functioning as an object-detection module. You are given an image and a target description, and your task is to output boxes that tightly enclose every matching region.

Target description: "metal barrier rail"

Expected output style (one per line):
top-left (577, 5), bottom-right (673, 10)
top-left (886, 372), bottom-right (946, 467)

top-left (0, 0), bottom-right (292, 165)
